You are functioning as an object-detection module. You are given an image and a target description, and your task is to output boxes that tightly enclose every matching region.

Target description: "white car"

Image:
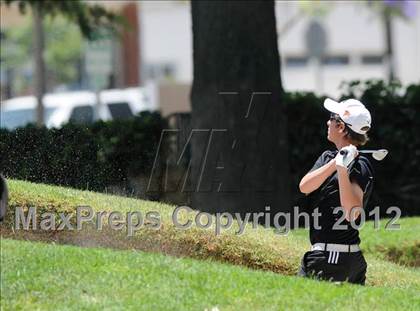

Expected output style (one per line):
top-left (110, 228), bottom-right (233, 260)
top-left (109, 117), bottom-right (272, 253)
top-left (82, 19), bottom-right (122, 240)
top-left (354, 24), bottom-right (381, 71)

top-left (0, 88), bottom-right (154, 130)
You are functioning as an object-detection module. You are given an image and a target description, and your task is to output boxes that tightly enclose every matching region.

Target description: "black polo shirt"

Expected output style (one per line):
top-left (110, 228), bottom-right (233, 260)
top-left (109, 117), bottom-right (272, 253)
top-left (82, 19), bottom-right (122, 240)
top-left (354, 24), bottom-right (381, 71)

top-left (306, 150), bottom-right (374, 245)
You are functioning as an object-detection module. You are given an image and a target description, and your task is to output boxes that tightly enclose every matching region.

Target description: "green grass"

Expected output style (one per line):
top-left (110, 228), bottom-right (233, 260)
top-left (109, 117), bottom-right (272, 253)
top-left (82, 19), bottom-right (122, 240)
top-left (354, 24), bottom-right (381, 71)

top-left (1, 179), bottom-right (420, 310)
top-left (1, 238), bottom-right (420, 311)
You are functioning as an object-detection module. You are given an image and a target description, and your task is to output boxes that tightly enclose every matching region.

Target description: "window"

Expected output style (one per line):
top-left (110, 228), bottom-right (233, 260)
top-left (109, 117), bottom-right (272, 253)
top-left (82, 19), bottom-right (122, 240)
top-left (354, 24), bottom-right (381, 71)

top-left (107, 102), bottom-right (133, 119)
top-left (284, 56), bottom-right (308, 68)
top-left (144, 63), bottom-right (176, 80)
top-left (322, 55), bottom-right (349, 66)
top-left (69, 106), bottom-right (94, 124)
top-left (361, 55), bottom-right (383, 65)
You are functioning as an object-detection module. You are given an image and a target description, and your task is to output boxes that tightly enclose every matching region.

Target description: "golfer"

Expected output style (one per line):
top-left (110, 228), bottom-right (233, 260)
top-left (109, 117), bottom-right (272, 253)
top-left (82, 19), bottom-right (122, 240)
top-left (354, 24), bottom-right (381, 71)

top-left (298, 98), bottom-right (374, 285)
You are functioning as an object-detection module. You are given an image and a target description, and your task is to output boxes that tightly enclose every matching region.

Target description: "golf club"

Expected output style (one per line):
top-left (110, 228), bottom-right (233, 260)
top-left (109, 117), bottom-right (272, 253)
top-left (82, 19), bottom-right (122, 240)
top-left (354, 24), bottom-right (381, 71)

top-left (339, 149), bottom-right (389, 161)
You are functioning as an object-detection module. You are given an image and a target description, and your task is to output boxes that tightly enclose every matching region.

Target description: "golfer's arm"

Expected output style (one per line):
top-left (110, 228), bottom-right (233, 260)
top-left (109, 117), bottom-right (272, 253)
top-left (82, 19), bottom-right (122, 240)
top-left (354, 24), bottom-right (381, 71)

top-left (336, 167), bottom-right (364, 221)
top-left (299, 159), bottom-right (336, 194)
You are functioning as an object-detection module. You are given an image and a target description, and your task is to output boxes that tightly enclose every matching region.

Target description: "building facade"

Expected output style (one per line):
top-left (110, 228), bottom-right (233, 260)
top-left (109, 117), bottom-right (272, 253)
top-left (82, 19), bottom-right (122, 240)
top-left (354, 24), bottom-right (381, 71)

top-left (138, 1), bottom-right (420, 98)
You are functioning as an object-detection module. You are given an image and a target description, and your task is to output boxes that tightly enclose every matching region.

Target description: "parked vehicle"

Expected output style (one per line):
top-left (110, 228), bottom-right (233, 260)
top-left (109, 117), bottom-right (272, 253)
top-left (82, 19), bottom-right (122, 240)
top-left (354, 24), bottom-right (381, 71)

top-left (0, 91), bottom-right (96, 129)
top-left (99, 87), bottom-right (156, 121)
top-left (0, 88), bottom-right (154, 130)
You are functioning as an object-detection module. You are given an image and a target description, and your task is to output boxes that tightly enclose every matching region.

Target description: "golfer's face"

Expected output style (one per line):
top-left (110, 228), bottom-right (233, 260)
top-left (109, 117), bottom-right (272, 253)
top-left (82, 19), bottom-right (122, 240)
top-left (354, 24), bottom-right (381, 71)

top-left (327, 115), bottom-right (342, 142)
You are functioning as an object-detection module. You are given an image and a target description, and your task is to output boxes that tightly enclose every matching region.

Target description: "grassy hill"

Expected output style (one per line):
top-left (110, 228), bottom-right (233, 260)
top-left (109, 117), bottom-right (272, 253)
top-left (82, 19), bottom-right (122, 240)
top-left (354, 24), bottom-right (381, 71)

top-left (1, 239), bottom-right (419, 311)
top-left (1, 180), bottom-right (419, 310)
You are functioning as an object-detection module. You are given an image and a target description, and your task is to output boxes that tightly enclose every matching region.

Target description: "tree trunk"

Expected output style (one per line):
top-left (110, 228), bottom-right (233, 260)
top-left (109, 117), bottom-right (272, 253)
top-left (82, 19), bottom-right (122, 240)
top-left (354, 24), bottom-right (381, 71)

top-left (32, 4), bottom-right (46, 127)
top-left (190, 1), bottom-right (290, 223)
top-left (383, 10), bottom-right (395, 82)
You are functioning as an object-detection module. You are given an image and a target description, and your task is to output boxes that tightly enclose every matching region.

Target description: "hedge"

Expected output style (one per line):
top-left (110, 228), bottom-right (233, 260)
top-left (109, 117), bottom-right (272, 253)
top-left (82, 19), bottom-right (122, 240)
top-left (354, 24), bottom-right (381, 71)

top-left (1, 80), bottom-right (419, 215)
top-left (0, 112), bottom-right (165, 194)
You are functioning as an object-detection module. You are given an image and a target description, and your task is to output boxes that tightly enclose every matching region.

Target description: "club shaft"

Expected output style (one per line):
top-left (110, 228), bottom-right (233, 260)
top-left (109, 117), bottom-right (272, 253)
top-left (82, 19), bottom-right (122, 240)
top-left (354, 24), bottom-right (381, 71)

top-left (359, 150), bottom-right (378, 154)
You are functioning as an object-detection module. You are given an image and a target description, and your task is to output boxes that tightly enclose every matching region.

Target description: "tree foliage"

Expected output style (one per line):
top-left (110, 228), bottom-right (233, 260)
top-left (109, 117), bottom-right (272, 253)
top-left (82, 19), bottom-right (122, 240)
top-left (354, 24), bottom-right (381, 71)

top-left (1, 0), bottom-right (123, 40)
top-left (2, 15), bottom-right (83, 89)
top-left (366, 0), bottom-right (417, 20)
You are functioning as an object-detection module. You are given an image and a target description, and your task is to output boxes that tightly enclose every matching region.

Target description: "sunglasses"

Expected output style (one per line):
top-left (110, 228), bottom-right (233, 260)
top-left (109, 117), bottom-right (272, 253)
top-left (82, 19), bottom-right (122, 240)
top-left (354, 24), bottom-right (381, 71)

top-left (329, 113), bottom-right (353, 127)
top-left (329, 113), bottom-right (342, 122)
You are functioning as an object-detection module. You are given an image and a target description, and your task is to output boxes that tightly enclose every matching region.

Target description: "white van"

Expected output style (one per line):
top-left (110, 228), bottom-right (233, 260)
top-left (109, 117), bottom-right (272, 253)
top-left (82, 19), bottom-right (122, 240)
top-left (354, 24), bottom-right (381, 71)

top-left (0, 91), bottom-right (97, 130)
top-left (0, 88), bottom-right (154, 130)
top-left (99, 87), bottom-right (156, 120)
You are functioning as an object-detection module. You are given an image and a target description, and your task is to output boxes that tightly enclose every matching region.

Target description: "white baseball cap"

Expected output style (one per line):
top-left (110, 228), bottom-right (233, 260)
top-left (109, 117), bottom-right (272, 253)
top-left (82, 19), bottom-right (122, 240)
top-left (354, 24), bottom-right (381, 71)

top-left (324, 98), bottom-right (372, 134)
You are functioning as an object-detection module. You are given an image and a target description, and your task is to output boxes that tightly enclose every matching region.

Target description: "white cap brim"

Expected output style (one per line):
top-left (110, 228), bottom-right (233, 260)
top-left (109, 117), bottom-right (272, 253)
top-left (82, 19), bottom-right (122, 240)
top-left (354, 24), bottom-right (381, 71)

top-left (323, 98), bottom-right (342, 114)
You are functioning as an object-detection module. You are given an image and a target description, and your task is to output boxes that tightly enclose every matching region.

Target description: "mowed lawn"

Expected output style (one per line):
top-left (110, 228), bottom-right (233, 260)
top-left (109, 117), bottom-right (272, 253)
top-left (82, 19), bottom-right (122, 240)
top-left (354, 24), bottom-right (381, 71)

top-left (1, 180), bottom-right (420, 310)
top-left (1, 238), bottom-right (419, 311)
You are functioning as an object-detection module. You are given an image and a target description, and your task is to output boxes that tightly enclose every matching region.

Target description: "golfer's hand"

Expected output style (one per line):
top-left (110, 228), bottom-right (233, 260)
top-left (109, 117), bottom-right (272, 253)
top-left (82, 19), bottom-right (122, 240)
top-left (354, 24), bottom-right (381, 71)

top-left (336, 145), bottom-right (358, 169)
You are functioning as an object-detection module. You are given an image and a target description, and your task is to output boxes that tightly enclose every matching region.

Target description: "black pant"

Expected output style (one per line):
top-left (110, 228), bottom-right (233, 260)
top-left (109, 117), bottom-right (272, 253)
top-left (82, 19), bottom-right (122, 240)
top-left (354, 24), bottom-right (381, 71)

top-left (298, 250), bottom-right (367, 285)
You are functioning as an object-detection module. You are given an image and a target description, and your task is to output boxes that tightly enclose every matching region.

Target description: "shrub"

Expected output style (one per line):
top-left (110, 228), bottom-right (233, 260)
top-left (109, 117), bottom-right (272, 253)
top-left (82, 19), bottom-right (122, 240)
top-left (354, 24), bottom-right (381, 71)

top-left (0, 111), bottom-right (165, 194)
